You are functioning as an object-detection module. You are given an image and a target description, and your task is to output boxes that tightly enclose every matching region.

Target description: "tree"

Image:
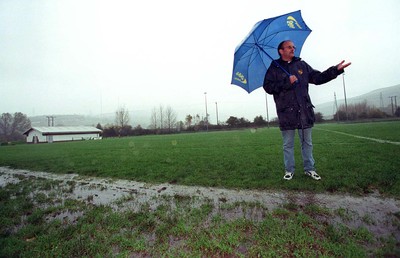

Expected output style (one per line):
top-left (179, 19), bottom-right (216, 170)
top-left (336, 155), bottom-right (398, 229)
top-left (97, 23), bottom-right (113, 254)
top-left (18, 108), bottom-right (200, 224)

top-left (238, 117), bottom-right (250, 127)
top-left (333, 110), bottom-right (347, 121)
top-left (149, 105), bottom-right (178, 131)
top-left (0, 112), bottom-right (31, 142)
top-left (114, 106), bottom-right (131, 137)
top-left (185, 114), bottom-right (193, 128)
top-left (0, 113), bottom-right (12, 141)
top-left (314, 112), bottom-right (324, 123)
top-left (176, 121), bottom-right (184, 131)
top-left (395, 107), bottom-right (400, 117)
top-left (333, 101), bottom-right (393, 121)
top-left (369, 108), bottom-right (386, 119)
top-left (96, 123), bottom-right (103, 130)
top-left (253, 115), bottom-right (267, 126)
top-left (119, 125), bottom-right (133, 136)
top-left (159, 105), bottom-right (164, 129)
top-left (149, 107), bottom-right (158, 130)
top-left (165, 106), bottom-right (177, 131)
top-left (102, 125), bottom-right (118, 137)
top-left (115, 106), bottom-right (130, 128)
top-left (226, 116), bottom-right (240, 127)
top-left (194, 114), bottom-right (201, 125)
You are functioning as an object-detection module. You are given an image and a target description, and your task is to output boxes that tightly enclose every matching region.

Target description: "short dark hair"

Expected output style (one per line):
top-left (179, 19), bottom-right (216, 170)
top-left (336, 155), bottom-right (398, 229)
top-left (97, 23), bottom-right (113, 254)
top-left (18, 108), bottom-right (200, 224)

top-left (277, 40), bottom-right (292, 57)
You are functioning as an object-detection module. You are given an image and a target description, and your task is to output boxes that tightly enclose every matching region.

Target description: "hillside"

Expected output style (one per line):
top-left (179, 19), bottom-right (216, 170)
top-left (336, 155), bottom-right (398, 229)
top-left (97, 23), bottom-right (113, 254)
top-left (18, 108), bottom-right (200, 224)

top-left (29, 114), bottom-right (113, 128)
top-left (28, 85), bottom-right (400, 126)
top-left (314, 84), bottom-right (400, 119)
top-left (29, 113), bottom-right (150, 128)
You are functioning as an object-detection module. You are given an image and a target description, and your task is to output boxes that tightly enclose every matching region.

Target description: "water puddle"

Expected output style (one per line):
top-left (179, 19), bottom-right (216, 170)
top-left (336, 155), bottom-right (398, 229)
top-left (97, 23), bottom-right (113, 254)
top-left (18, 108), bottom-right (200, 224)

top-left (1, 166), bottom-right (399, 240)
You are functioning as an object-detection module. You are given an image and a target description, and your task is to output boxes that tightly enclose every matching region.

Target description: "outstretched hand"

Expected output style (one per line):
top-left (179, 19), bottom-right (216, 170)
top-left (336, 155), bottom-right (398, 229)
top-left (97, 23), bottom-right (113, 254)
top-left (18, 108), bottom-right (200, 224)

top-left (337, 60), bottom-right (351, 70)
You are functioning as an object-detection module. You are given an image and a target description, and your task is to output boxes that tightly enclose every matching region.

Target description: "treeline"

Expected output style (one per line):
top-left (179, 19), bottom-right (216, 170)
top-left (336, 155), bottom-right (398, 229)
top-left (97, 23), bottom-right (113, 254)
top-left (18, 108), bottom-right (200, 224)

top-left (0, 112), bottom-right (31, 143)
top-left (100, 101), bottom-right (400, 138)
top-left (1, 101), bottom-right (399, 142)
top-left (100, 106), bottom-right (275, 137)
top-left (99, 115), bottom-right (273, 138)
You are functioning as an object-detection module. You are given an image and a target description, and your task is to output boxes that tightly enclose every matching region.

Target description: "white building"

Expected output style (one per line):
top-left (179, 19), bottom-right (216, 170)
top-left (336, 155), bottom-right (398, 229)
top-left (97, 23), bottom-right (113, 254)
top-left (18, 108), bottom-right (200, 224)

top-left (23, 126), bottom-right (102, 143)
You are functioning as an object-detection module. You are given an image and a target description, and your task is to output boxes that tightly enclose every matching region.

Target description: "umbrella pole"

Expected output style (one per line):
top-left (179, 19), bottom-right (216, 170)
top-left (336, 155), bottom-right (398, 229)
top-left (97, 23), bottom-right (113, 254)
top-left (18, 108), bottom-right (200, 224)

top-left (256, 44), bottom-right (291, 77)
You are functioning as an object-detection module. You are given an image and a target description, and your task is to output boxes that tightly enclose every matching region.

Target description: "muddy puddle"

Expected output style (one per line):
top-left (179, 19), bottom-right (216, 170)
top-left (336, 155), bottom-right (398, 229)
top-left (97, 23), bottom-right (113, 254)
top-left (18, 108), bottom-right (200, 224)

top-left (1, 166), bottom-right (399, 241)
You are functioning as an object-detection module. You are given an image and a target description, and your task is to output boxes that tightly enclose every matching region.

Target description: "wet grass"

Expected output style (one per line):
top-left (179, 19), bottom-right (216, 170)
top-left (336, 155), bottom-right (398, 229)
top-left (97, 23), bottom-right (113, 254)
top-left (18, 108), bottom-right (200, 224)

top-left (1, 177), bottom-right (398, 257)
top-left (1, 121), bottom-right (399, 256)
top-left (0, 121), bottom-right (399, 196)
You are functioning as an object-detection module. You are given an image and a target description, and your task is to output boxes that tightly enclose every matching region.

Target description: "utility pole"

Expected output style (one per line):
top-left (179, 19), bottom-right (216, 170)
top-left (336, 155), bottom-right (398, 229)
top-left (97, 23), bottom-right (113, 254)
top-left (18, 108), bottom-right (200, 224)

top-left (334, 92), bottom-right (339, 122)
top-left (46, 116), bottom-right (55, 126)
top-left (215, 102), bottom-right (219, 125)
top-left (265, 93), bottom-right (270, 128)
top-left (204, 92), bottom-right (208, 131)
top-left (342, 73), bottom-right (348, 120)
top-left (389, 96), bottom-right (395, 116)
top-left (388, 96), bottom-right (398, 116)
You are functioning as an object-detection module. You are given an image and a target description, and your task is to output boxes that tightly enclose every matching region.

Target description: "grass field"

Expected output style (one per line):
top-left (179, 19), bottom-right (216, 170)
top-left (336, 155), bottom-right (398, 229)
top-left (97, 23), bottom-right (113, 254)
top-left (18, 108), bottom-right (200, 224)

top-left (1, 121), bottom-right (399, 257)
top-left (0, 121), bottom-right (399, 196)
top-left (3, 176), bottom-right (394, 257)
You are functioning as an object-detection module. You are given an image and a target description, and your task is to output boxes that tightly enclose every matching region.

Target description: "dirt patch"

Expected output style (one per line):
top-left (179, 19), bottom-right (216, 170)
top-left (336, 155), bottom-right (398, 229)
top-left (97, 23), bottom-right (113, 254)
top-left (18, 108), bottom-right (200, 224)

top-left (1, 166), bottom-right (399, 241)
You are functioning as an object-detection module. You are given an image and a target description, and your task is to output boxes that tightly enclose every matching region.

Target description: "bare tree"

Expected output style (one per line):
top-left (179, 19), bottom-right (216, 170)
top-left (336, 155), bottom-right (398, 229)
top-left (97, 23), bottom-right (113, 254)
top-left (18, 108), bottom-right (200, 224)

top-left (194, 114), bottom-right (201, 125)
top-left (165, 106), bottom-right (177, 131)
top-left (149, 107), bottom-right (158, 130)
top-left (0, 113), bottom-right (12, 141)
top-left (159, 105), bottom-right (164, 129)
top-left (0, 112), bottom-right (31, 142)
top-left (115, 106), bottom-right (130, 127)
top-left (149, 105), bottom-right (178, 131)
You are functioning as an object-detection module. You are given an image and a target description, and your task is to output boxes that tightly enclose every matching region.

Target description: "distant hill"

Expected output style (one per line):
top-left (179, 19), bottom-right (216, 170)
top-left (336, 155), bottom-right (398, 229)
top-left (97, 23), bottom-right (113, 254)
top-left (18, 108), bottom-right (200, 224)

top-left (29, 112), bottom-right (150, 128)
top-left (29, 85), bottom-right (400, 126)
top-left (315, 84), bottom-right (400, 119)
top-left (29, 114), bottom-right (114, 128)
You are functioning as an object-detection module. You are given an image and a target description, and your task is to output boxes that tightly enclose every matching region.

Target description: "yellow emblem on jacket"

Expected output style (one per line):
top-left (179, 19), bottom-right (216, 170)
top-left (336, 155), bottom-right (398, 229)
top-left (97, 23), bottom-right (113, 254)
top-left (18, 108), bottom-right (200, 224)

top-left (298, 69), bottom-right (303, 75)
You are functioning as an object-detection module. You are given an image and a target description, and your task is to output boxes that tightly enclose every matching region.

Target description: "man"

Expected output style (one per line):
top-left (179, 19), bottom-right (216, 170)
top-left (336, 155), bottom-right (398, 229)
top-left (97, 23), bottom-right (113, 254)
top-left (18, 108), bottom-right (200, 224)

top-left (263, 40), bottom-right (351, 181)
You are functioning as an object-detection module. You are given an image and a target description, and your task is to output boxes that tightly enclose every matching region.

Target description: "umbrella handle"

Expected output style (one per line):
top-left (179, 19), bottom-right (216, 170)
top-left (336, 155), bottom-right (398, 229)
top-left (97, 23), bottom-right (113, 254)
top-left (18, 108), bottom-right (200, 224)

top-left (271, 59), bottom-right (291, 77)
top-left (268, 53), bottom-right (297, 84)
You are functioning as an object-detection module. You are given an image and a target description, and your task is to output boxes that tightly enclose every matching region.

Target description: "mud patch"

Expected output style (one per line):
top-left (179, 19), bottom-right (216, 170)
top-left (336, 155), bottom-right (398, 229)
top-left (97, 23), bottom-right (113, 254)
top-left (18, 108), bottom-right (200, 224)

top-left (1, 166), bottom-right (399, 241)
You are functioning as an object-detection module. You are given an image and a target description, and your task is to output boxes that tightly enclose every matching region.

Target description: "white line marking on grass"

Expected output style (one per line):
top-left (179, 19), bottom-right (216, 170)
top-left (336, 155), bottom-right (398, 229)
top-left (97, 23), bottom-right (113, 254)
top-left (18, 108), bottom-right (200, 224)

top-left (316, 128), bottom-right (400, 145)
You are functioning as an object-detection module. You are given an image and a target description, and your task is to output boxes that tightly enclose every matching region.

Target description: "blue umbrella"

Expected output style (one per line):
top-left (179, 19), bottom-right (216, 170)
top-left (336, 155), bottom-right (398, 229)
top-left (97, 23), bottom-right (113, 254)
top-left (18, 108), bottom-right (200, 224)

top-left (231, 10), bottom-right (312, 93)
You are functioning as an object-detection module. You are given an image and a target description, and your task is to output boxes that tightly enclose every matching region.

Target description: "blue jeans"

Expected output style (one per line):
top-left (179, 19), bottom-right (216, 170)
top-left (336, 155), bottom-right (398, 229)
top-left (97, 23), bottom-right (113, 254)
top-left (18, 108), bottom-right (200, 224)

top-left (281, 128), bottom-right (315, 173)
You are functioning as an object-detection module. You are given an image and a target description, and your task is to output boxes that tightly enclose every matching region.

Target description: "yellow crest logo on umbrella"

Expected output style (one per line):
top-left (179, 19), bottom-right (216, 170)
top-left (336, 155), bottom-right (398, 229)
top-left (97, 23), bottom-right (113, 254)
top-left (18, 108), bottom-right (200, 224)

top-left (287, 16), bottom-right (302, 29)
top-left (234, 72), bottom-right (247, 84)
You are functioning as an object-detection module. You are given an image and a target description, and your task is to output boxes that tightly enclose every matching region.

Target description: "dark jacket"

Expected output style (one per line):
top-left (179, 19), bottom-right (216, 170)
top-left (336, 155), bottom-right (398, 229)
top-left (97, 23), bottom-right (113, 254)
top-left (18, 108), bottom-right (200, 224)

top-left (263, 57), bottom-right (343, 131)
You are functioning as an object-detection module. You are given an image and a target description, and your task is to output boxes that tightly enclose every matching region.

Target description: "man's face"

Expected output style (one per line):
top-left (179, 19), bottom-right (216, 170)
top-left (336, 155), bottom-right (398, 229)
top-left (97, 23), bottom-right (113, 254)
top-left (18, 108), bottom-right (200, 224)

top-left (279, 41), bottom-right (296, 61)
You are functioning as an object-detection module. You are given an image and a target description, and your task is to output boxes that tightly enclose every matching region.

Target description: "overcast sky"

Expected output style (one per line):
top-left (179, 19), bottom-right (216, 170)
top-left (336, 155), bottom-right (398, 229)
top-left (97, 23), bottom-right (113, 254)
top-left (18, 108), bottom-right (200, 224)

top-left (1, 0), bottom-right (399, 126)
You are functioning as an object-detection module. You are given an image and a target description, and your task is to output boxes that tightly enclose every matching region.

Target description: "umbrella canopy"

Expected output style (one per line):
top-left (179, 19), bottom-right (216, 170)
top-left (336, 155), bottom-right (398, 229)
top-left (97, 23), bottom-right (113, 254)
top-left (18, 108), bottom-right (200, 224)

top-left (231, 10), bottom-right (312, 93)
